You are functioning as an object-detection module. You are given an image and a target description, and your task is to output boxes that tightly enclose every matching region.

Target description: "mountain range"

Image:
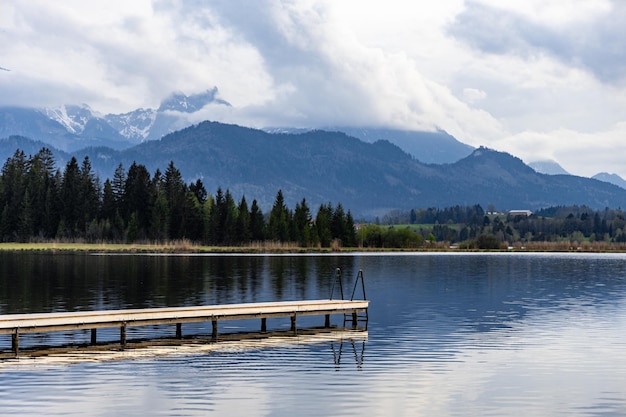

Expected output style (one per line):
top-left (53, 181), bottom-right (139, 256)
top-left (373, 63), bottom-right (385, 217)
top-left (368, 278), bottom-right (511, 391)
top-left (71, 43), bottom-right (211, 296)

top-left (0, 88), bottom-right (231, 151)
top-left (0, 91), bottom-right (474, 165)
top-left (528, 160), bottom-right (626, 190)
top-left (591, 172), bottom-right (626, 190)
top-left (528, 160), bottom-right (570, 175)
top-left (3, 88), bottom-right (626, 183)
top-left (2, 90), bottom-right (626, 217)
top-left (265, 126), bottom-right (473, 164)
top-left (3, 121), bottom-right (626, 218)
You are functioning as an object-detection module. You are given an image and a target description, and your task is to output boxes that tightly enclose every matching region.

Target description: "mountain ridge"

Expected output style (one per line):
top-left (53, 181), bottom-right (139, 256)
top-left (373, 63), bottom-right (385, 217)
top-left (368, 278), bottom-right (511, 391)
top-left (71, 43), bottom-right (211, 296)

top-left (529, 160), bottom-right (570, 175)
top-left (592, 172), bottom-right (626, 190)
top-left (1, 88), bottom-right (475, 165)
top-left (265, 126), bottom-right (474, 164)
top-left (0, 88), bottom-right (231, 152)
top-left (2, 122), bottom-right (625, 217)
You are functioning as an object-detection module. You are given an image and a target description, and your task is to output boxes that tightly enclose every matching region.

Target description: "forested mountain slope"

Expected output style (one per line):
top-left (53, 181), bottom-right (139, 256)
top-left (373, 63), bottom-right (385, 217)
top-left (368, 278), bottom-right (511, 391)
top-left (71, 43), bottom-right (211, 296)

top-left (2, 121), bottom-right (626, 217)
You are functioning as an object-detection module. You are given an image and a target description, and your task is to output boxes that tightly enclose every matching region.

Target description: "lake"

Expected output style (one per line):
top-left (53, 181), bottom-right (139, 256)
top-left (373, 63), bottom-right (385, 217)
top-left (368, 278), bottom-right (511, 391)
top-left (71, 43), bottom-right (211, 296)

top-left (0, 252), bottom-right (625, 416)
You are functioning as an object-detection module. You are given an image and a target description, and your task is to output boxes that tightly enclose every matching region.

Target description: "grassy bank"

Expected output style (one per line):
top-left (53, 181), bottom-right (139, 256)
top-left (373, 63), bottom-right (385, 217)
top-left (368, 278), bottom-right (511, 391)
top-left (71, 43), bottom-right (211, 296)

top-left (2, 240), bottom-right (626, 253)
top-left (0, 240), bottom-right (453, 253)
top-left (0, 241), bottom-right (337, 253)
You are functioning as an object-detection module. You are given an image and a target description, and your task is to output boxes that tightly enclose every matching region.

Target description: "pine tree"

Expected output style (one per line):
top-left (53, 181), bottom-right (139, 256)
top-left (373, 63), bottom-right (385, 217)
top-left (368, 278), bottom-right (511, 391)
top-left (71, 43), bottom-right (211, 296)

top-left (17, 189), bottom-right (33, 242)
top-left (250, 199), bottom-right (265, 241)
top-left (127, 211), bottom-right (139, 243)
top-left (60, 157), bottom-right (81, 237)
top-left (189, 179), bottom-right (207, 204)
top-left (150, 189), bottom-right (169, 241)
top-left (315, 203), bottom-right (333, 247)
top-left (236, 195), bottom-right (251, 244)
top-left (209, 187), bottom-right (225, 244)
top-left (331, 202), bottom-right (345, 242)
top-left (344, 210), bottom-right (357, 247)
top-left (43, 181), bottom-right (60, 239)
top-left (164, 161), bottom-right (187, 239)
top-left (79, 156), bottom-right (100, 234)
top-left (183, 190), bottom-right (204, 241)
top-left (123, 162), bottom-right (154, 239)
top-left (202, 194), bottom-right (214, 244)
top-left (182, 182), bottom-right (208, 242)
top-left (294, 198), bottom-right (312, 247)
top-left (25, 148), bottom-right (57, 238)
top-left (269, 190), bottom-right (289, 242)
top-left (101, 179), bottom-right (116, 223)
top-left (0, 150), bottom-right (28, 239)
top-left (222, 189), bottom-right (238, 245)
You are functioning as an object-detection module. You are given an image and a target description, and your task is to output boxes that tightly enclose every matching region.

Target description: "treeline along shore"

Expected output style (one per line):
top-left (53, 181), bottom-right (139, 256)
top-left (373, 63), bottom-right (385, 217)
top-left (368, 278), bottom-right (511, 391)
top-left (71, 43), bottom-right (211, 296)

top-left (363, 204), bottom-right (626, 251)
top-left (3, 148), bottom-right (626, 252)
top-left (0, 148), bottom-right (356, 248)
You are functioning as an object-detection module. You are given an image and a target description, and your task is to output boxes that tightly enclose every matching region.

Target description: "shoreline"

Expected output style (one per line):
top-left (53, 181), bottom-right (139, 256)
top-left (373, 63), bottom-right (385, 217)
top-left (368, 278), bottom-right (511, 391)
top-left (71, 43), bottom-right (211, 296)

top-left (1, 242), bottom-right (626, 254)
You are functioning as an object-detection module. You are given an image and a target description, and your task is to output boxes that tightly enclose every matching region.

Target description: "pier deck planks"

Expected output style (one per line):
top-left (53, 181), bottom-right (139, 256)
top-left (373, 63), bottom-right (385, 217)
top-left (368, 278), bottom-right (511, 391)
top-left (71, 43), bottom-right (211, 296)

top-left (0, 299), bottom-right (369, 355)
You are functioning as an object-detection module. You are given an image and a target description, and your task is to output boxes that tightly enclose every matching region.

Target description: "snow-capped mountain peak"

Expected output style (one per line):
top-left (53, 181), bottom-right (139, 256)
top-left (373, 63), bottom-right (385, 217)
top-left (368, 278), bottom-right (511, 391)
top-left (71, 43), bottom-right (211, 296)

top-left (104, 108), bottom-right (158, 142)
top-left (42, 104), bottom-right (98, 135)
top-left (5, 87), bottom-right (231, 151)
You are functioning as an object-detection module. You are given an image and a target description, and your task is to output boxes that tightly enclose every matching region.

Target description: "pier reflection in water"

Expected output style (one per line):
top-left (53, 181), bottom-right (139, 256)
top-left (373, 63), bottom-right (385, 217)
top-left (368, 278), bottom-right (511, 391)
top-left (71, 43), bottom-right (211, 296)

top-left (0, 330), bottom-right (368, 369)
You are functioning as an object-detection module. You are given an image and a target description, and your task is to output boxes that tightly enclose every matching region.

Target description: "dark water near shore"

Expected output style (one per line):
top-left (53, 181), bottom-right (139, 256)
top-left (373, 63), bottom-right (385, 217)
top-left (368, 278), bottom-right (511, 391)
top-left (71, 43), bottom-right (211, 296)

top-left (1, 252), bottom-right (625, 416)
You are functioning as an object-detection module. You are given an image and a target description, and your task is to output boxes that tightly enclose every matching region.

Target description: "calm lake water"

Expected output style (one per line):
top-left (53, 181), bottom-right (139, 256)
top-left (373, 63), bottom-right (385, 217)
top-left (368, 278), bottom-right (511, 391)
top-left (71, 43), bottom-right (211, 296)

top-left (0, 252), bottom-right (625, 416)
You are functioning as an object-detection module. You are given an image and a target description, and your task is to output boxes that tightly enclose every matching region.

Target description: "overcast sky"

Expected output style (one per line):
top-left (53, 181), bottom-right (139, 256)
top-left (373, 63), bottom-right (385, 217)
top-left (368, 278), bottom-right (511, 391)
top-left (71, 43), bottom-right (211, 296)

top-left (1, 1), bottom-right (625, 177)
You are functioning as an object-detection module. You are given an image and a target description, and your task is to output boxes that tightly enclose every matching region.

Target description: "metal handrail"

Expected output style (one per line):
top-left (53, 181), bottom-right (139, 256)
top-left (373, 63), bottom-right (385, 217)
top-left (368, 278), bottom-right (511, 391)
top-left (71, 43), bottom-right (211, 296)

top-left (329, 267), bottom-right (344, 300)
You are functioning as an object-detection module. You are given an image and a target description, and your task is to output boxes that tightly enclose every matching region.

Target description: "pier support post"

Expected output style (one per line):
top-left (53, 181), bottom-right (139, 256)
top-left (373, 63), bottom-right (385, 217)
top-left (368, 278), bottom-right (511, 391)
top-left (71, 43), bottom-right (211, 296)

top-left (91, 329), bottom-right (97, 345)
top-left (351, 312), bottom-right (358, 328)
top-left (291, 315), bottom-right (297, 335)
top-left (12, 331), bottom-right (19, 356)
top-left (325, 314), bottom-right (330, 328)
top-left (261, 318), bottom-right (267, 333)
top-left (212, 320), bottom-right (218, 341)
top-left (176, 323), bottom-right (182, 339)
top-left (120, 324), bottom-right (127, 348)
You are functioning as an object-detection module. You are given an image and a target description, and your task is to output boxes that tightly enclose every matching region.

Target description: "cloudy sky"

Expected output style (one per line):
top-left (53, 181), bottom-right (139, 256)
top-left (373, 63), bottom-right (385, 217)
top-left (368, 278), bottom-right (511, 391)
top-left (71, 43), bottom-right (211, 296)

top-left (1, 1), bottom-right (625, 177)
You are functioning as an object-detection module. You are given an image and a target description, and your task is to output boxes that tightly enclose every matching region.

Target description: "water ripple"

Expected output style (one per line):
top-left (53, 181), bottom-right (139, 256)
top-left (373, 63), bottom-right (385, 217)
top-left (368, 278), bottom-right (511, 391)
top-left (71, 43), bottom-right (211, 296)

top-left (2, 253), bottom-right (626, 416)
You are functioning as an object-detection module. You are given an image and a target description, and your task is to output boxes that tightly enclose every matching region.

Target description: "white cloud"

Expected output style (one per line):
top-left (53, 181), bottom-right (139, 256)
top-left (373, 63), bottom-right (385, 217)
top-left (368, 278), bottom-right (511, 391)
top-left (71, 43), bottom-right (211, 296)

top-left (496, 123), bottom-right (626, 178)
top-left (1, 0), bottom-right (626, 178)
top-left (0, 0), bottom-right (277, 113)
top-left (197, 1), bottom-right (505, 143)
top-left (471, 0), bottom-right (613, 28)
top-left (449, 0), bottom-right (626, 84)
top-left (462, 88), bottom-right (487, 103)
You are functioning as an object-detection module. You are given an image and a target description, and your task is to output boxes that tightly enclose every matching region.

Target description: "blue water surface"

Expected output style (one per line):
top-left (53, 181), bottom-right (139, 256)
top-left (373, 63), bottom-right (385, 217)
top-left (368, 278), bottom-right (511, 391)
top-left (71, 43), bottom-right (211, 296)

top-left (0, 252), bottom-right (625, 416)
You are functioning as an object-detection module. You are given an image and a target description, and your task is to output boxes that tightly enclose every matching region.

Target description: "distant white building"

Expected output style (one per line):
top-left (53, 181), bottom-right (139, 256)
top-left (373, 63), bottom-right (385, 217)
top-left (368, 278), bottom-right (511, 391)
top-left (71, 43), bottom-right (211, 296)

top-left (508, 210), bottom-right (532, 217)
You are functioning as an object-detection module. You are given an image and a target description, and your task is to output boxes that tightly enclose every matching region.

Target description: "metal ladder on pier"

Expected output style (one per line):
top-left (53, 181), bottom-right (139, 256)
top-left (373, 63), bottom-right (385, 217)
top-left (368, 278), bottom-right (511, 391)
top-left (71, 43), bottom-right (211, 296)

top-left (330, 268), bottom-right (368, 329)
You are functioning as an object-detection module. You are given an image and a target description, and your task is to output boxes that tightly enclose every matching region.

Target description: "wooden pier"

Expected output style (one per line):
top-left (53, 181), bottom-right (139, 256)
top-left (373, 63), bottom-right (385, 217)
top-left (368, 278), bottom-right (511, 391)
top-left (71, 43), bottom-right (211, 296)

top-left (0, 299), bottom-right (369, 356)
